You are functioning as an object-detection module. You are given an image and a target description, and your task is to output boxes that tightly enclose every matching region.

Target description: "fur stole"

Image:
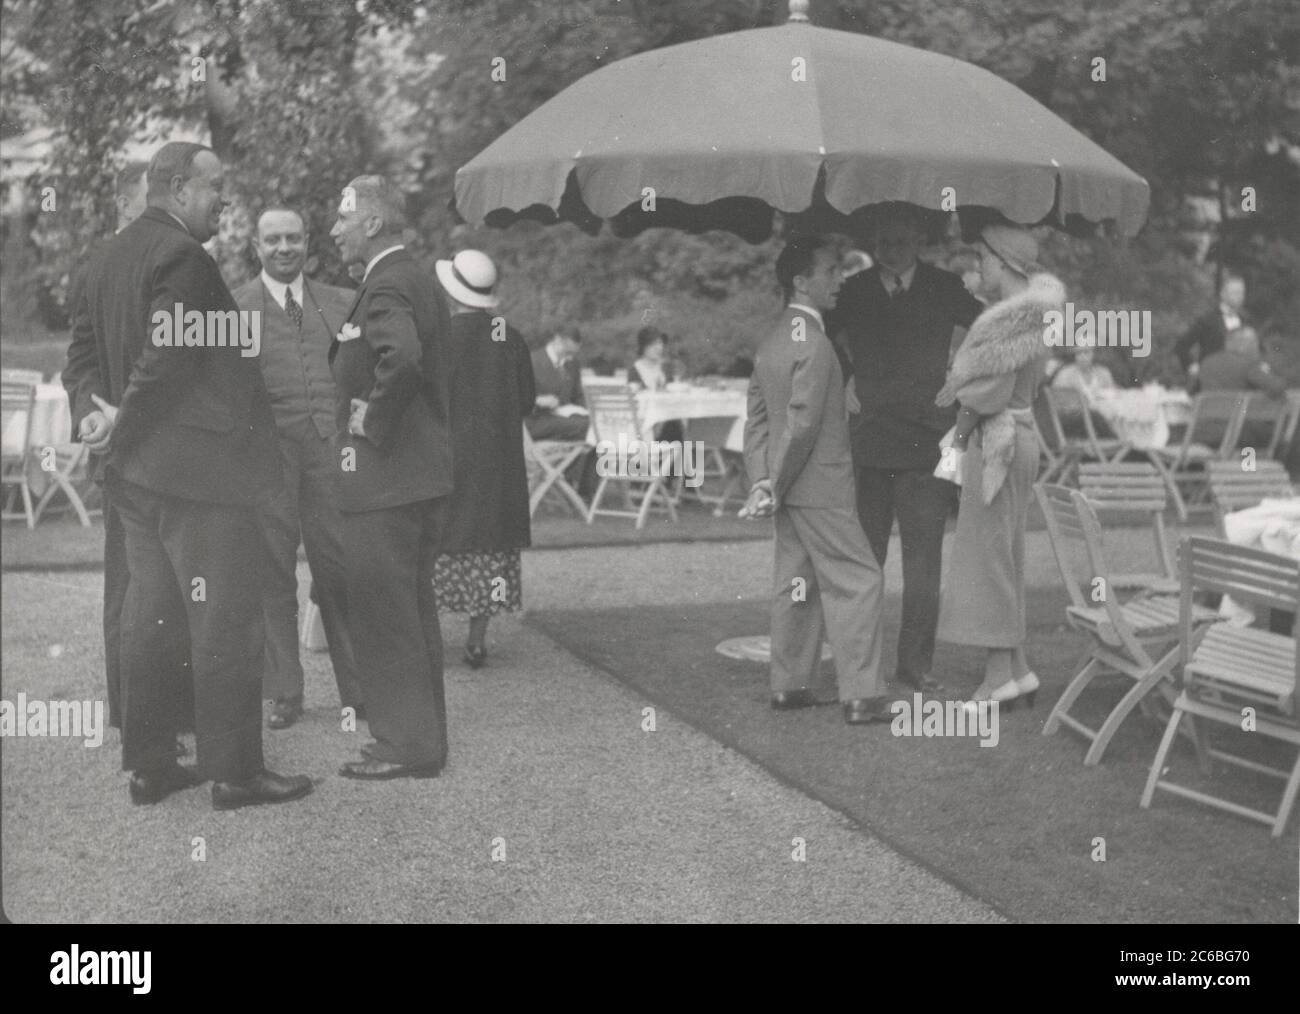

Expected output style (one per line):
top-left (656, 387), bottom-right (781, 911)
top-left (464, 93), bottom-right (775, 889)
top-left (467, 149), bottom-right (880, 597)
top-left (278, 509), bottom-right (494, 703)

top-left (936, 273), bottom-right (1066, 504)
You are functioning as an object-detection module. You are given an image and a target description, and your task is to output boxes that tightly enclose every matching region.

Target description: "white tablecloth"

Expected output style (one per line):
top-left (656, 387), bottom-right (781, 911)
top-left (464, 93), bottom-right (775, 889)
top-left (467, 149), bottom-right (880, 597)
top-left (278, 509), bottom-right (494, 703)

top-left (637, 388), bottom-right (747, 452)
top-left (1220, 496), bottom-right (1300, 624)
top-left (2, 383), bottom-right (73, 456)
top-left (585, 385), bottom-right (748, 452)
top-left (1089, 386), bottom-right (1192, 450)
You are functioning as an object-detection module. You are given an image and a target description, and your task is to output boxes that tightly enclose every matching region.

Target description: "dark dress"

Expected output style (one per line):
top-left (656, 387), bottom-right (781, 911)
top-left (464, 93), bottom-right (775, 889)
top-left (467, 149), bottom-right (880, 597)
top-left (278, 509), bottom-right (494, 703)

top-left (435, 310), bottom-right (536, 615)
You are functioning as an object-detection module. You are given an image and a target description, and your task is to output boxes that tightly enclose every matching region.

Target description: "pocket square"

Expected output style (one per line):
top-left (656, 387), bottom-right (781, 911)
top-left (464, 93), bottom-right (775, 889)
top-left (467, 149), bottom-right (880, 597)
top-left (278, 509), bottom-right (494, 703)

top-left (337, 323), bottom-right (362, 342)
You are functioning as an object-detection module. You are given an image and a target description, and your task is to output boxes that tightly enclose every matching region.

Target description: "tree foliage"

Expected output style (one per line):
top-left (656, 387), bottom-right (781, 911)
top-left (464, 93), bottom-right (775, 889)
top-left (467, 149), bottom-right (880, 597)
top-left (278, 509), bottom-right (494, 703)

top-left (2, 0), bottom-right (1297, 379)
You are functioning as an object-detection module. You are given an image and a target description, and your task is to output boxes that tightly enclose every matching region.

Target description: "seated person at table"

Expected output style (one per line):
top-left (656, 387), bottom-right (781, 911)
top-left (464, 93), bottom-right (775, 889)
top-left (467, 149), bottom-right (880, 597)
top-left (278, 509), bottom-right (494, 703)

top-left (628, 326), bottom-right (685, 443)
top-left (527, 325), bottom-right (589, 442)
top-left (1049, 347), bottom-right (1116, 439)
top-left (1052, 346), bottom-right (1115, 401)
top-left (1200, 325), bottom-right (1290, 450)
top-left (627, 327), bottom-right (677, 391)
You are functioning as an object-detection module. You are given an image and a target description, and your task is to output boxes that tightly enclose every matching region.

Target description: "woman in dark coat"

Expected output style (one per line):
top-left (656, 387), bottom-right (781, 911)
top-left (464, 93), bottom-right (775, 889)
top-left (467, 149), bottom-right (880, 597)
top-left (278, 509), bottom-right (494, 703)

top-left (433, 250), bottom-right (535, 668)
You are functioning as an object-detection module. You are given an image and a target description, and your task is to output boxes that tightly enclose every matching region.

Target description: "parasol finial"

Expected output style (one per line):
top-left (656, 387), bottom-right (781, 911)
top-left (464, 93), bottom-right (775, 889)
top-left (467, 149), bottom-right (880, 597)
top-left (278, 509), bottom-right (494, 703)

top-left (787, 0), bottom-right (811, 23)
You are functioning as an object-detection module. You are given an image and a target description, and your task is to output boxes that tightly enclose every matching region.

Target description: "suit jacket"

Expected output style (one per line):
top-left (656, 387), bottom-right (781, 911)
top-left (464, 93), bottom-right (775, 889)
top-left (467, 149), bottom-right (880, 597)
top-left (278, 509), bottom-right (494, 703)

top-left (530, 346), bottom-right (584, 410)
top-left (827, 261), bottom-right (982, 470)
top-left (1198, 349), bottom-right (1288, 398)
top-left (233, 275), bottom-right (352, 440)
top-left (443, 311), bottom-right (535, 553)
top-left (64, 207), bottom-right (281, 506)
top-left (328, 247), bottom-right (454, 512)
top-left (1176, 306), bottom-right (1251, 372)
top-left (744, 306), bottom-right (855, 509)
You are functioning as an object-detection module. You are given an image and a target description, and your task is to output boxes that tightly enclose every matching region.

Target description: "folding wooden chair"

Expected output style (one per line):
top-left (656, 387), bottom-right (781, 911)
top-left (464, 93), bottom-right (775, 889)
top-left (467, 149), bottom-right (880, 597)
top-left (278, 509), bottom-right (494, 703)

top-left (1077, 461), bottom-right (1179, 596)
top-left (1141, 537), bottom-right (1299, 836)
top-left (1148, 390), bottom-right (1251, 521)
top-left (584, 384), bottom-right (678, 529)
top-left (1265, 390), bottom-right (1300, 462)
top-left (682, 415), bottom-right (747, 516)
top-left (1, 380), bottom-right (38, 528)
top-left (1206, 459), bottom-right (1294, 535)
top-left (1035, 482), bottom-right (1218, 764)
top-left (31, 442), bottom-right (94, 526)
top-left (1041, 386), bottom-right (1127, 485)
top-left (522, 424), bottom-right (588, 518)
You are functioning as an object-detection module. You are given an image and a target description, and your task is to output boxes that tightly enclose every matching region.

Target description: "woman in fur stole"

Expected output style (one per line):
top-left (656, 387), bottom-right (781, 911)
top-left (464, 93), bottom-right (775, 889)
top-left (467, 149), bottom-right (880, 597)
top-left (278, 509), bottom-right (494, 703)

top-left (934, 224), bottom-right (1065, 712)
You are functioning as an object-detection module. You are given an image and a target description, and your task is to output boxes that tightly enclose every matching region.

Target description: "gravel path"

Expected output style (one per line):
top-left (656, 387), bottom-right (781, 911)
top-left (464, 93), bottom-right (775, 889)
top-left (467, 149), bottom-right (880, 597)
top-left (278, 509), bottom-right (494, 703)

top-left (1, 532), bottom-right (1014, 922)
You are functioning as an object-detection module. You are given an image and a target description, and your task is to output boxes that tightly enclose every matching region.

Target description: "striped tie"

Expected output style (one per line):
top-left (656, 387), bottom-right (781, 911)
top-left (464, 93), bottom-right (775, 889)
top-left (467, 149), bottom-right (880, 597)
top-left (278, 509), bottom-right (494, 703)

top-left (285, 289), bottom-right (303, 329)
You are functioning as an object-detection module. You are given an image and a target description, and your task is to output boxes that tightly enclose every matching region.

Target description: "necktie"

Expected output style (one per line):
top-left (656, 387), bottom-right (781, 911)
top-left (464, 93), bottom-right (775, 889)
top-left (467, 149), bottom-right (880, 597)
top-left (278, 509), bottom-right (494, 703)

top-left (285, 289), bottom-right (303, 329)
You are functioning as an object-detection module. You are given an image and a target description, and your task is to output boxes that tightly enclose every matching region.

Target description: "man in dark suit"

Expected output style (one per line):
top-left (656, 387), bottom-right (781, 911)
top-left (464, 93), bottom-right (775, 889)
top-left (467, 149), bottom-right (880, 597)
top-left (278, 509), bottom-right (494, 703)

top-left (234, 207), bottom-right (362, 729)
top-left (527, 327), bottom-right (589, 441)
top-left (1175, 273), bottom-right (1248, 390)
top-left (1200, 325), bottom-right (1292, 451)
top-left (329, 175), bottom-right (454, 780)
top-left (827, 203), bottom-right (982, 695)
top-left (65, 161), bottom-right (193, 740)
top-left (744, 236), bottom-right (890, 725)
top-left (69, 141), bottom-right (311, 809)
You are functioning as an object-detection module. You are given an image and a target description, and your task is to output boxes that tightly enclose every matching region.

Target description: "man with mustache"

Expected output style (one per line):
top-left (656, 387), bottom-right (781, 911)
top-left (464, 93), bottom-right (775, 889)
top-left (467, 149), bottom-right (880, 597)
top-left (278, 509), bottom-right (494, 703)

top-left (233, 207), bottom-right (362, 730)
top-left (73, 141), bottom-right (311, 809)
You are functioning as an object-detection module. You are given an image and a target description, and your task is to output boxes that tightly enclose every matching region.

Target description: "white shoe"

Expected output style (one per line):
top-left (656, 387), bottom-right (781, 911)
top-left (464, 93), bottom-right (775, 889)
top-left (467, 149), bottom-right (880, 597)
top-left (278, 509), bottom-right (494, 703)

top-left (960, 678), bottom-right (1020, 717)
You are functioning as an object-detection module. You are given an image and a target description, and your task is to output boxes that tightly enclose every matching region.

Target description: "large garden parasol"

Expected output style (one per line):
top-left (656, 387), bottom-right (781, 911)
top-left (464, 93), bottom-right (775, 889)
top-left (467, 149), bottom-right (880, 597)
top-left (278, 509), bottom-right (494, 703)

top-left (454, 0), bottom-right (1149, 242)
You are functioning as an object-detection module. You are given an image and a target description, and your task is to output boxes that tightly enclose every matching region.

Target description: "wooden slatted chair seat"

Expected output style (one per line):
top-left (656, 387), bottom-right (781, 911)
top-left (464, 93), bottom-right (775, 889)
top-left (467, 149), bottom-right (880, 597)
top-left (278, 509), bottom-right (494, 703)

top-left (1188, 624), bottom-right (1295, 714)
top-left (1141, 536), bottom-right (1300, 837)
top-left (1064, 596), bottom-right (1216, 648)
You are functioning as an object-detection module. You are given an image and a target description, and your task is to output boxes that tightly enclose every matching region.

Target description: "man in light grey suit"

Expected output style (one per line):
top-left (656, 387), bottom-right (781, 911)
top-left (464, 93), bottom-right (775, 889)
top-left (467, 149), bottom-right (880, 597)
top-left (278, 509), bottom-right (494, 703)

top-left (233, 207), bottom-right (363, 729)
top-left (743, 236), bottom-right (890, 725)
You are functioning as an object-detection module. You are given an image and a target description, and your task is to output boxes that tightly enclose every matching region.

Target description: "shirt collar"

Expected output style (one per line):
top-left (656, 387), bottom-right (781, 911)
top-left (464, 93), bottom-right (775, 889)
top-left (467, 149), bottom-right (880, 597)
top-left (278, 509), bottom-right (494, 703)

top-left (260, 270), bottom-right (304, 310)
top-left (787, 302), bottom-right (825, 333)
top-left (364, 244), bottom-right (405, 281)
top-left (163, 210), bottom-right (190, 235)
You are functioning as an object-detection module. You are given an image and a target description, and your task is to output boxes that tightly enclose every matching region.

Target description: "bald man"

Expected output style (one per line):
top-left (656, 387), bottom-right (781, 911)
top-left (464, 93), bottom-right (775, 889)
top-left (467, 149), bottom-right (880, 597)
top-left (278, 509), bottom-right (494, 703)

top-left (233, 208), bottom-right (362, 730)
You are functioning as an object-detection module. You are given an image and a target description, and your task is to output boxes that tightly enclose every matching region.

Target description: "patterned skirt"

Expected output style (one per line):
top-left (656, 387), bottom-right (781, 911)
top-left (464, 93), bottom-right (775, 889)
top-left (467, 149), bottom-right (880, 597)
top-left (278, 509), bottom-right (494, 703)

top-left (433, 550), bottom-right (523, 616)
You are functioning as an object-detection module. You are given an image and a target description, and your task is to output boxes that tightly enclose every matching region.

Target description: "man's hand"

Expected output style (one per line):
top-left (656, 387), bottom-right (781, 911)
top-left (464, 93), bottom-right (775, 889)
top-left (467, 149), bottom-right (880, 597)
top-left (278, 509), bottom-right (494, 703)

top-left (739, 479), bottom-right (775, 520)
top-left (348, 398), bottom-right (368, 438)
top-left (535, 394), bottom-right (560, 411)
top-left (82, 394), bottom-right (118, 453)
top-left (845, 376), bottom-right (861, 415)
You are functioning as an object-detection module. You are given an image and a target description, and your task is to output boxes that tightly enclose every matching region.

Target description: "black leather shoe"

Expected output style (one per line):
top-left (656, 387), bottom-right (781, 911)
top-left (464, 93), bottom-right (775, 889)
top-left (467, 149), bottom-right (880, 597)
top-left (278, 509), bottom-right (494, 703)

top-left (844, 697), bottom-right (896, 725)
top-left (338, 757), bottom-right (442, 781)
top-left (464, 643), bottom-right (487, 669)
top-left (268, 698), bottom-right (303, 729)
top-left (129, 764), bottom-right (201, 805)
top-left (211, 770), bottom-right (313, 810)
top-left (898, 674), bottom-right (946, 694)
top-left (770, 689), bottom-right (838, 710)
